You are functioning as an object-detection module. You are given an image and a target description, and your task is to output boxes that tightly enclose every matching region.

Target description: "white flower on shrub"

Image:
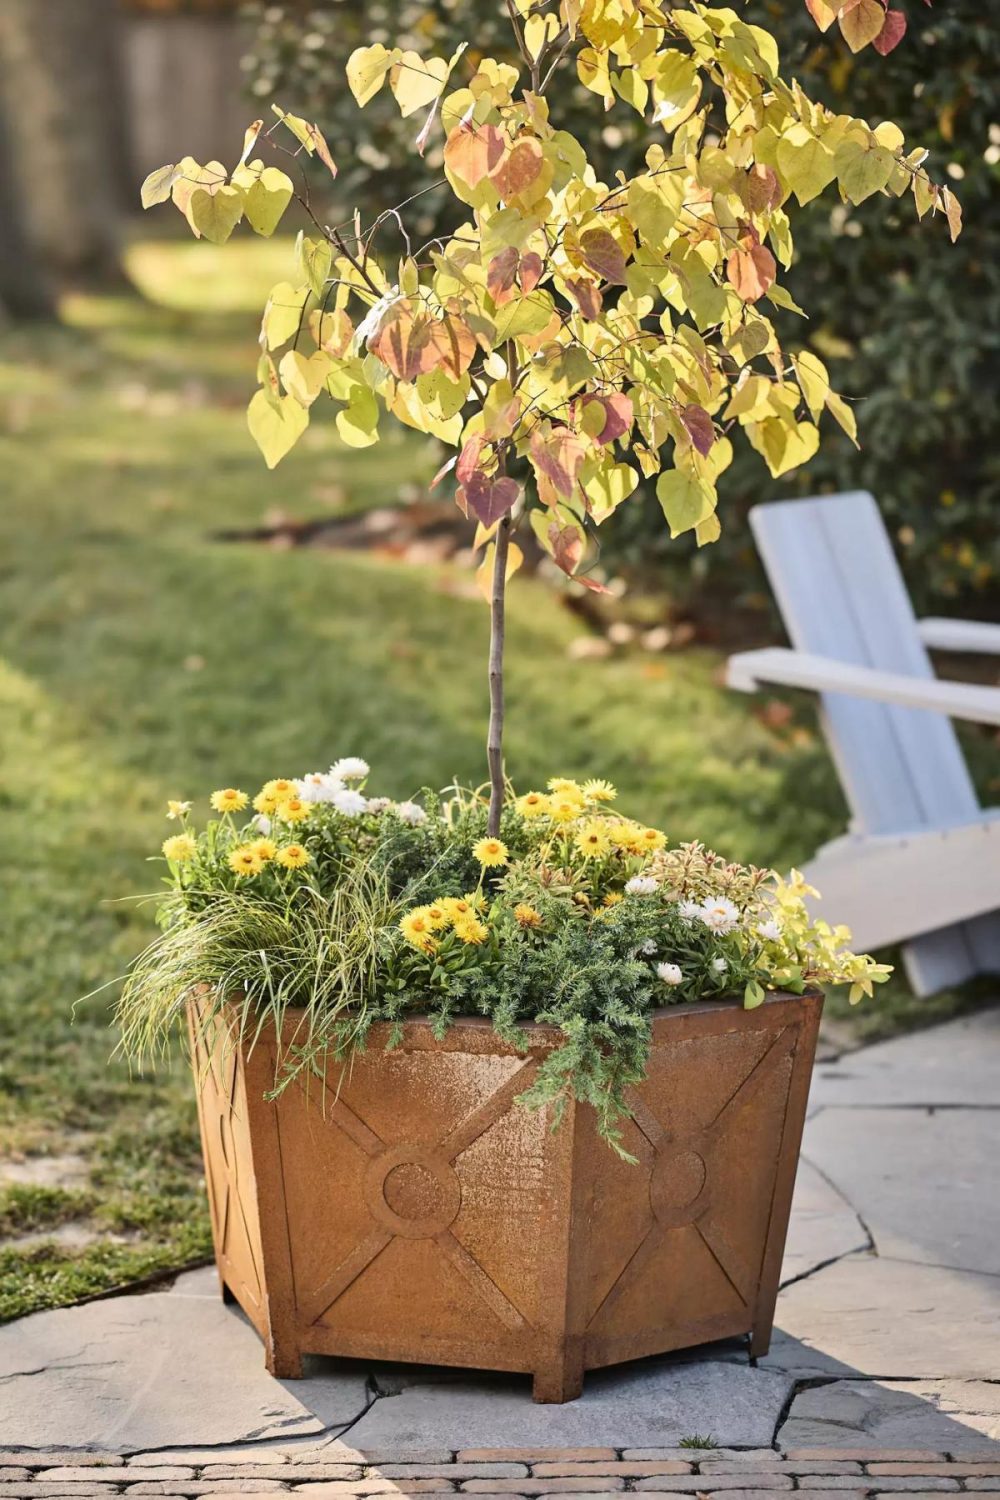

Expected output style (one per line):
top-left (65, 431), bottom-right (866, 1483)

top-left (677, 899), bottom-right (700, 925)
top-left (298, 771), bottom-right (342, 803)
top-left (395, 800), bottom-right (427, 826)
top-left (656, 962), bottom-right (683, 986)
top-left (331, 788), bottom-right (368, 817)
top-left (330, 756), bottom-right (370, 781)
top-left (757, 917), bottom-right (783, 943)
top-left (253, 813), bottom-right (272, 835)
top-left (638, 937), bottom-right (658, 955)
top-left (625, 875), bottom-right (658, 896)
top-left (366, 797), bottom-right (392, 814)
top-left (712, 956), bottom-right (728, 974)
top-left (697, 896), bottom-right (740, 934)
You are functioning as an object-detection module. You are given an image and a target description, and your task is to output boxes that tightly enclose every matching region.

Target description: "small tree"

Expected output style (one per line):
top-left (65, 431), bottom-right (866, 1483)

top-left (142, 0), bottom-right (959, 833)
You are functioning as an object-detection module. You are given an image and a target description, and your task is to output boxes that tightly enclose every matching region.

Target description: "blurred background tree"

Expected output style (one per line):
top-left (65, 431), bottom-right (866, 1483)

top-left (0, 0), bottom-right (129, 311)
top-left (240, 0), bottom-right (999, 615)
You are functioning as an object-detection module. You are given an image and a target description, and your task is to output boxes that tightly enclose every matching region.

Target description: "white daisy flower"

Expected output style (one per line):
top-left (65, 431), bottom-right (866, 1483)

top-left (395, 800), bottom-right (427, 826)
top-left (253, 813), bottom-right (272, 835)
top-left (697, 896), bottom-right (740, 934)
top-left (625, 875), bottom-right (659, 896)
top-left (366, 797), bottom-right (392, 814)
top-left (757, 917), bottom-right (783, 943)
top-left (331, 787), bottom-right (368, 817)
top-left (656, 962), bottom-right (683, 986)
top-left (712, 956), bottom-right (728, 974)
top-left (297, 772), bottom-right (343, 803)
top-left (677, 899), bottom-right (701, 925)
top-left (330, 757), bottom-right (370, 781)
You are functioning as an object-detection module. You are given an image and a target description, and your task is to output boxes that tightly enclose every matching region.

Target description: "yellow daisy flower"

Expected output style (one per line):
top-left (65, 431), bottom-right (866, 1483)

top-left (166, 800), bottom-right (191, 820)
top-left (162, 834), bottom-right (196, 863)
top-left (473, 837), bottom-right (509, 868)
top-left (454, 914), bottom-right (488, 945)
top-left (514, 903), bottom-right (542, 929)
top-left (603, 891), bottom-right (624, 906)
top-left (228, 845), bottom-right (263, 877)
top-left (276, 843), bottom-right (310, 870)
top-left (583, 778), bottom-right (617, 803)
top-left (575, 822), bottom-right (612, 859)
top-left (516, 791), bottom-right (550, 819)
top-left (253, 790), bottom-right (279, 815)
top-left (251, 837), bottom-right (278, 862)
top-left (636, 826), bottom-right (667, 852)
top-left (424, 902), bottom-right (450, 930)
top-left (399, 908), bottom-right (438, 955)
top-left (276, 796), bottom-right (309, 824)
top-left (548, 797), bottom-right (582, 824)
top-left (262, 778), bottom-right (296, 799)
top-left (547, 777), bottom-right (582, 796)
top-left (441, 896), bottom-right (474, 921)
top-left (211, 788), bottom-right (248, 814)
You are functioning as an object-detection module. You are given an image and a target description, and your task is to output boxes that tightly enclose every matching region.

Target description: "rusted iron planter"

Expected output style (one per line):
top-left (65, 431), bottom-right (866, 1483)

top-left (190, 988), bottom-right (821, 1402)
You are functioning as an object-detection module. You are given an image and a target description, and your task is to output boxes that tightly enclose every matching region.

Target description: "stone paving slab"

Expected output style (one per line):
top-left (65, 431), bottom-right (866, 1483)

top-left (777, 1382), bottom-right (1000, 1455)
top-left (781, 1159), bottom-right (870, 1284)
top-left (807, 1010), bottom-right (1000, 1112)
top-left (342, 1360), bottom-right (797, 1451)
top-left (800, 1107), bottom-right (998, 1276)
top-left (761, 1257), bottom-right (1000, 1380)
top-left (0, 1295), bottom-right (368, 1451)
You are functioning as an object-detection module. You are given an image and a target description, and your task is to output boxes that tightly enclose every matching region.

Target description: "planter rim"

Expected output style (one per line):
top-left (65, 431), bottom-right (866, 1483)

top-left (206, 986), bottom-right (822, 1042)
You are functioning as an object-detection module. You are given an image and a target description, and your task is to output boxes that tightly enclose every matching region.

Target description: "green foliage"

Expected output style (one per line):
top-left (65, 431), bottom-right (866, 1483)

top-left (0, 1184), bottom-right (94, 1238)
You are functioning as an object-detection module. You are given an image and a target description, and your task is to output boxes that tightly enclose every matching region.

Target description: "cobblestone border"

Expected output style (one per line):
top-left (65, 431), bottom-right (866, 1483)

top-left (1, 1446), bottom-right (999, 1498)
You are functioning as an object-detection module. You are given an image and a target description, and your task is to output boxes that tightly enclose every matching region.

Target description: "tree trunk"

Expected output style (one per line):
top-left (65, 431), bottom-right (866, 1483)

top-left (0, 109), bottom-right (54, 319)
top-left (0, 0), bottom-right (128, 288)
top-left (486, 517), bottom-right (511, 837)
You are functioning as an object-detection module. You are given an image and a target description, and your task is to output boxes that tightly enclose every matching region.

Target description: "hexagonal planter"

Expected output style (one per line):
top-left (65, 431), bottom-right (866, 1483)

top-left (190, 988), bottom-right (821, 1401)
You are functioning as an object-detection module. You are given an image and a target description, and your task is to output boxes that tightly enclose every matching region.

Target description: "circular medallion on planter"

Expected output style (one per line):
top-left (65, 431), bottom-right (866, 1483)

top-left (364, 1143), bottom-right (462, 1239)
top-left (649, 1142), bottom-right (709, 1228)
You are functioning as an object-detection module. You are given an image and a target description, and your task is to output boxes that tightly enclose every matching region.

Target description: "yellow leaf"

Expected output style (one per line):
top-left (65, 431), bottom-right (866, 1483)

top-left (233, 164), bottom-right (293, 237)
top-left (262, 283), bottom-right (309, 350)
top-left (188, 184), bottom-right (244, 245)
top-left (656, 469), bottom-right (716, 537)
top-left (776, 124), bottom-right (836, 206)
top-left (524, 12), bottom-right (559, 62)
top-left (140, 163), bottom-right (180, 209)
top-left (279, 350), bottom-right (332, 407)
top-left (942, 186), bottom-right (963, 242)
top-left (346, 43), bottom-right (396, 106)
top-left (791, 350), bottom-right (830, 420)
top-left (389, 51), bottom-right (450, 118)
top-left (825, 390), bottom-right (860, 448)
top-left (247, 389), bottom-right (308, 468)
top-left (336, 387), bottom-right (380, 448)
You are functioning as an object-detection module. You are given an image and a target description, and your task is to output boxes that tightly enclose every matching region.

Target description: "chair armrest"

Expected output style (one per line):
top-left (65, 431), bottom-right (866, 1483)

top-left (918, 617), bottom-right (1000, 655)
top-left (726, 646), bottom-right (1000, 727)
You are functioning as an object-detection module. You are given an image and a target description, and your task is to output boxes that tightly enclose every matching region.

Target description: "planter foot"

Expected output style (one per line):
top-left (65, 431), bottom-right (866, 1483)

top-left (532, 1357), bottom-right (584, 1404)
top-left (267, 1345), bottom-right (305, 1379)
top-left (749, 1324), bottom-right (772, 1359)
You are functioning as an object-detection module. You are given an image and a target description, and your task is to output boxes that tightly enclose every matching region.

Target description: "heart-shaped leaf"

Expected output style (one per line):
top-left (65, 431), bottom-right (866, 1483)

top-left (247, 389), bottom-right (308, 468)
top-left (188, 184), bottom-right (244, 245)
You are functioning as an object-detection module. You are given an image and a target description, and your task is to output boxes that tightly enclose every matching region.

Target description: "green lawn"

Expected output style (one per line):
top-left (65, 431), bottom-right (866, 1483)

top-left (0, 237), bottom-right (991, 1321)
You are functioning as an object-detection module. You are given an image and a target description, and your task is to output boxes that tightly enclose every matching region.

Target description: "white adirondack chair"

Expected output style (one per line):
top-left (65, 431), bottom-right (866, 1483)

top-left (727, 490), bottom-right (1000, 997)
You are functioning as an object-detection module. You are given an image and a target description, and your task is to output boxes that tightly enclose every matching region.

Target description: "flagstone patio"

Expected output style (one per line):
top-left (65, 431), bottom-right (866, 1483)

top-left (1, 1006), bottom-right (997, 1483)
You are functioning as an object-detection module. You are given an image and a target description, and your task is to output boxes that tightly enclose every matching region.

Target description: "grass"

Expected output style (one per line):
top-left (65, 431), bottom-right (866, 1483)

top-left (0, 234), bottom-right (993, 1321)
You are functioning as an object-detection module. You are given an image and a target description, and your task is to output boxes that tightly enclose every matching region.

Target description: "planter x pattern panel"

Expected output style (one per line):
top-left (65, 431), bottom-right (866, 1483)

top-left (292, 1057), bottom-right (540, 1335)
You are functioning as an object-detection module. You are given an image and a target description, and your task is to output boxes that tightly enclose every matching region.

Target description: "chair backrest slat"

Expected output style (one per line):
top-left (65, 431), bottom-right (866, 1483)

top-left (750, 491), bottom-right (981, 834)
